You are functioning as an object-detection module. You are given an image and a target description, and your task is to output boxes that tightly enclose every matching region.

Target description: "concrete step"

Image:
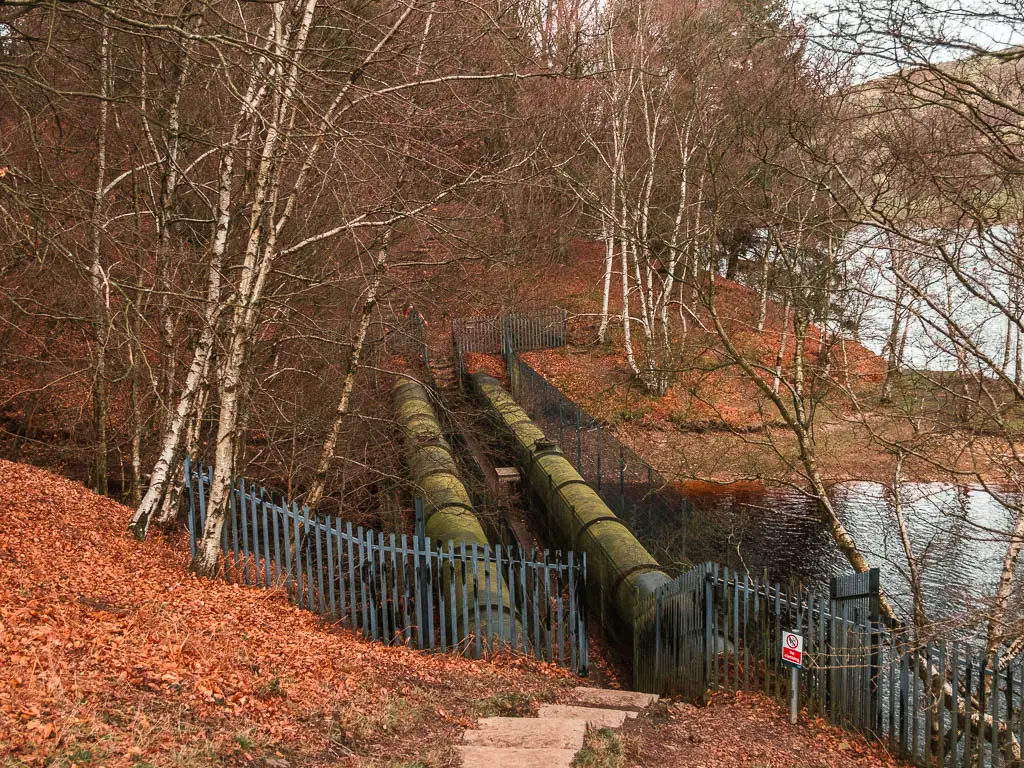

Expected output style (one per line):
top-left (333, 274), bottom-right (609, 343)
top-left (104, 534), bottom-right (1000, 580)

top-left (456, 746), bottom-right (578, 768)
top-left (462, 717), bottom-right (586, 749)
top-left (536, 704), bottom-right (637, 729)
top-left (573, 686), bottom-right (660, 711)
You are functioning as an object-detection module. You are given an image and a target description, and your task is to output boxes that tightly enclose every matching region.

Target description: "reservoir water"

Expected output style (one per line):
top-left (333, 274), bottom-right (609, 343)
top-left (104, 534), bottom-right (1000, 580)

top-left (624, 480), bottom-right (1018, 626)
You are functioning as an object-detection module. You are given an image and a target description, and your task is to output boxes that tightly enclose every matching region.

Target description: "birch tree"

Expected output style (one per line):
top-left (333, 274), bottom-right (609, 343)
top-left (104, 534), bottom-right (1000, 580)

top-left (0, 0), bottom-right (558, 564)
top-left (563, 0), bottom-right (723, 393)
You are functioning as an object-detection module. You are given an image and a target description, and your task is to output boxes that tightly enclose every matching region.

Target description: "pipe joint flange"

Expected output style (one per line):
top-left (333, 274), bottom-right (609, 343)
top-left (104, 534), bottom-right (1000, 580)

top-left (424, 500), bottom-right (476, 517)
top-left (610, 563), bottom-right (666, 596)
top-left (574, 515), bottom-right (632, 549)
top-left (554, 477), bottom-right (591, 494)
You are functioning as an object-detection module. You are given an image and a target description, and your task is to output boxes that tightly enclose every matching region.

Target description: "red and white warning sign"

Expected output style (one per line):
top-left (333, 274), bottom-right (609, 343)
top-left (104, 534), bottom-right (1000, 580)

top-left (782, 631), bottom-right (803, 667)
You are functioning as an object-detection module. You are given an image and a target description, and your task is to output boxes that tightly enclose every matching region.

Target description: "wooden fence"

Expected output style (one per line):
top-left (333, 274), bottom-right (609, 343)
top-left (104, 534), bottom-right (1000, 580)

top-left (184, 458), bottom-right (589, 673)
top-left (634, 563), bottom-right (1024, 766)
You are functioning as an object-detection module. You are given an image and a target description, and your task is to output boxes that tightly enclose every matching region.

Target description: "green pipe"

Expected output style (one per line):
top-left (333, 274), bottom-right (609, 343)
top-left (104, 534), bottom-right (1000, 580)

top-left (392, 379), bottom-right (520, 646)
top-left (473, 373), bottom-right (670, 648)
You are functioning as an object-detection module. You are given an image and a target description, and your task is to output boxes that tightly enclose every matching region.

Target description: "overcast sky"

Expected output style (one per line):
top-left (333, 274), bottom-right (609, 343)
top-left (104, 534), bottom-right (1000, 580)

top-left (788, 0), bottom-right (1024, 80)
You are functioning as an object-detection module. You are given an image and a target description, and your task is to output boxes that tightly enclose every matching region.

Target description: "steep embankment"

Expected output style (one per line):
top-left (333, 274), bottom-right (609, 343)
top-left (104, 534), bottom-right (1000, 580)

top-left (0, 460), bottom-right (568, 766)
top-left (437, 239), bottom-right (909, 483)
top-left (436, 238), bottom-right (996, 485)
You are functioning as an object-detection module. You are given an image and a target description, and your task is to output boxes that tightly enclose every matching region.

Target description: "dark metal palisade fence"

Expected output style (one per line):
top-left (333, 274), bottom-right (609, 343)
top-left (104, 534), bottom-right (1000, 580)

top-left (634, 564), bottom-right (1024, 767)
top-left (452, 307), bottom-right (567, 383)
top-left (406, 307), bottom-right (431, 367)
top-left (183, 458), bottom-right (589, 673)
top-left (506, 352), bottom-right (692, 571)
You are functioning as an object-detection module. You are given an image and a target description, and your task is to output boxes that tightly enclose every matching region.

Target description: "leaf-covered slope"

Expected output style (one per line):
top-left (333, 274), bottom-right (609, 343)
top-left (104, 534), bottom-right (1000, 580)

top-left (0, 460), bottom-right (567, 766)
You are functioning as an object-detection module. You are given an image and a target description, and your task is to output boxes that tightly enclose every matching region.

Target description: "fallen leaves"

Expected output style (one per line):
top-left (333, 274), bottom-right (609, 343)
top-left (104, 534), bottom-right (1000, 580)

top-left (463, 352), bottom-right (506, 380)
top-left (0, 460), bottom-right (569, 766)
top-left (624, 690), bottom-right (907, 767)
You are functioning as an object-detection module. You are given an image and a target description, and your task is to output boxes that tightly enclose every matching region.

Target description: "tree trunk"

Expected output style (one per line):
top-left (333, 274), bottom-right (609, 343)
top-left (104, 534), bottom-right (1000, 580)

top-left (1003, 315), bottom-right (1013, 374)
top-left (305, 252), bottom-right (385, 509)
top-left (190, 337), bottom-right (243, 576)
top-left (704, 291), bottom-right (900, 622)
top-left (128, 301), bottom-right (144, 507)
top-left (130, 36), bottom-right (272, 539)
top-left (890, 453), bottom-right (928, 635)
top-left (89, 14), bottom-right (111, 496)
top-left (1017, 323), bottom-right (1023, 392)
top-left (724, 238), bottom-right (741, 280)
top-left (756, 237), bottom-right (771, 333)
top-left (131, 317), bottom-right (219, 537)
top-left (773, 298), bottom-right (791, 395)
top-left (598, 213), bottom-right (614, 343)
top-left (620, 238), bottom-right (640, 377)
top-left (154, 356), bottom-right (212, 526)
top-left (984, 505), bottom-right (1024, 670)
top-left (1015, 281), bottom-right (1023, 392)
top-left (881, 300), bottom-right (903, 403)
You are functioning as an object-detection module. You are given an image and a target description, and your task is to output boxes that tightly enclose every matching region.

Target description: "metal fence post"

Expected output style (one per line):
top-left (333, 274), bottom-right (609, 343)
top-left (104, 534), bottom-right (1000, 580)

top-left (703, 575), bottom-right (713, 704)
top-left (868, 568), bottom-right (882, 735)
top-left (619, 445), bottom-right (625, 513)
top-left (575, 410), bottom-right (582, 468)
top-left (184, 455), bottom-right (197, 558)
top-left (654, 591), bottom-right (663, 687)
top-left (415, 496), bottom-right (428, 645)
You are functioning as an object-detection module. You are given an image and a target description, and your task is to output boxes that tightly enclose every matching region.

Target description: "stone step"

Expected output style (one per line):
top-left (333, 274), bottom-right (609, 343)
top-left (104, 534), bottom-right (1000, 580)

top-left (572, 686), bottom-right (660, 711)
top-left (536, 704), bottom-right (636, 729)
top-left (462, 717), bottom-right (587, 749)
top-left (456, 746), bottom-right (578, 768)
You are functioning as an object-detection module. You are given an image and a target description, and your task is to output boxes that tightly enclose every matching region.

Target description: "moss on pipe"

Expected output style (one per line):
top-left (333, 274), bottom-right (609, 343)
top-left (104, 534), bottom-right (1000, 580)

top-left (392, 379), bottom-right (520, 647)
top-left (473, 373), bottom-right (670, 648)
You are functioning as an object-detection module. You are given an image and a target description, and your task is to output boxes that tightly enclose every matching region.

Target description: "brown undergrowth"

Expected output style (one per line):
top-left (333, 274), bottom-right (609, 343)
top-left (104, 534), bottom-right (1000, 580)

top-left (621, 691), bottom-right (904, 768)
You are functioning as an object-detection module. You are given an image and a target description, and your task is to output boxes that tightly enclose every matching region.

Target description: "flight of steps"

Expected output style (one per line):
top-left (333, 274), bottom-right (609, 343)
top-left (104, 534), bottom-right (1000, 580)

top-left (428, 356), bottom-right (460, 393)
top-left (457, 687), bottom-right (659, 767)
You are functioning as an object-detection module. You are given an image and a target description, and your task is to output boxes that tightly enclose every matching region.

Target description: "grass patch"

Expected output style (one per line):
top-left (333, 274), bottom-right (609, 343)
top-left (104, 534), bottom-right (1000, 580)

top-left (473, 691), bottom-right (537, 717)
top-left (37, 745), bottom-right (105, 767)
top-left (363, 745), bottom-right (452, 768)
top-left (573, 727), bottom-right (623, 768)
top-left (256, 675), bottom-right (286, 699)
top-left (329, 690), bottom-right (413, 747)
top-left (233, 731), bottom-right (255, 750)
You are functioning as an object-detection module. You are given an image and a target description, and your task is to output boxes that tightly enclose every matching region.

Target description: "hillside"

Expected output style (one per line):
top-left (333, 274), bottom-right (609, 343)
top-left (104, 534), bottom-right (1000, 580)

top-left (436, 240), bottom-right (900, 483)
top-left (439, 240), bottom-right (998, 485)
top-left (0, 460), bottom-right (569, 766)
top-left (0, 460), bottom-right (912, 768)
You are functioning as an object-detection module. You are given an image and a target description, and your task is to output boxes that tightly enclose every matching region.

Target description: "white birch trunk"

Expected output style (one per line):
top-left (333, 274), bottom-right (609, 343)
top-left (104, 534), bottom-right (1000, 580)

top-left (773, 298), bottom-right (791, 395)
top-left (621, 237), bottom-right (640, 377)
top-left (89, 14), bottom-right (111, 496)
top-left (598, 212), bottom-right (614, 343)
top-left (305, 254), bottom-right (386, 509)
top-left (756, 238), bottom-right (771, 333)
top-left (129, 45), bottom-right (271, 539)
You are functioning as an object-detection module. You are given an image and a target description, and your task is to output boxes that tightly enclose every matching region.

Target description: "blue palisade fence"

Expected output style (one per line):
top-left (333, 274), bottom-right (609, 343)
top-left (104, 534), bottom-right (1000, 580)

top-left (183, 457), bottom-right (588, 674)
